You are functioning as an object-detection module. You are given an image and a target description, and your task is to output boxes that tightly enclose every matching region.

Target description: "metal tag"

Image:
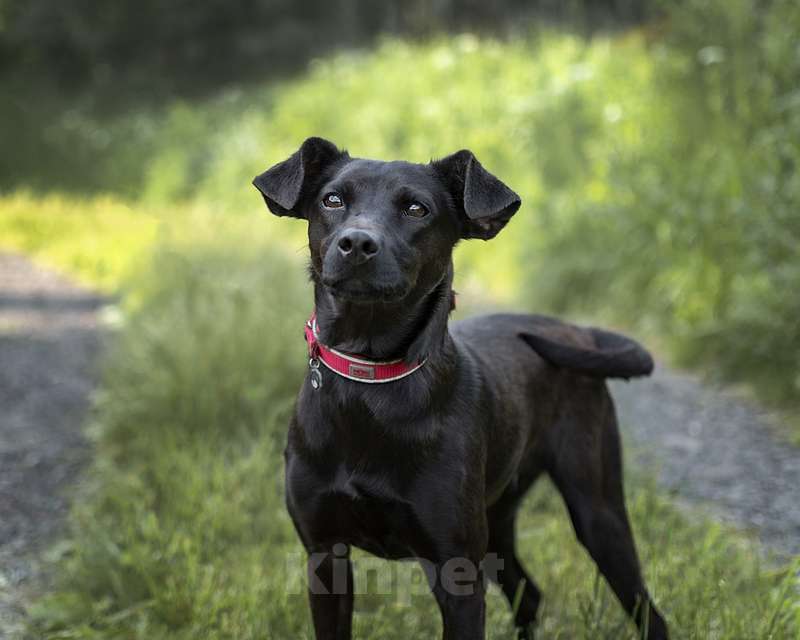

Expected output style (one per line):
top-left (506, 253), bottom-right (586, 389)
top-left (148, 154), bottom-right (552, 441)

top-left (309, 358), bottom-right (323, 390)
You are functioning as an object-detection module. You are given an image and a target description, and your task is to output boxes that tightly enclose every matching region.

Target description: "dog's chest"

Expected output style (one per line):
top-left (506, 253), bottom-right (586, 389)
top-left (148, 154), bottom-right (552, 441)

top-left (288, 395), bottom-right (449, 559)
top-left (331, 466), bottom-right (423, 559)
top-left (288, 453), bottom-right (427, 559)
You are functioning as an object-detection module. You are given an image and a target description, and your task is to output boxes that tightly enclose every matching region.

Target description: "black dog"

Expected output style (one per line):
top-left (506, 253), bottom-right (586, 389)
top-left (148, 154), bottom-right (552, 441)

top-left (253, 137), bottom-right (668, 640)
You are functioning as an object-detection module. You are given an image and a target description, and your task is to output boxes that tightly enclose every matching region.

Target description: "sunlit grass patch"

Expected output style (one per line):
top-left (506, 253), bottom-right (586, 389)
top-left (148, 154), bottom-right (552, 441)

top-left (0, 192), bottom-right (160, 291)
top-left (0, 191), bottom-right (311, 294)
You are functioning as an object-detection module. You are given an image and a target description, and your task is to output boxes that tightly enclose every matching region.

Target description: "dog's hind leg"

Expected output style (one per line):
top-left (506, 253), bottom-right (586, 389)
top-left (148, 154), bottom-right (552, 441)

top-left (546, 389), bottom-right (668, 640)
top-left (486, 465), bottom-right (544, 639)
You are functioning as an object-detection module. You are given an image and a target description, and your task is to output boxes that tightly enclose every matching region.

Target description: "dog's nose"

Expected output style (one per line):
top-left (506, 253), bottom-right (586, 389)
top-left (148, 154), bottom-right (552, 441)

top-left (337, 230), bottom-right (381, 264)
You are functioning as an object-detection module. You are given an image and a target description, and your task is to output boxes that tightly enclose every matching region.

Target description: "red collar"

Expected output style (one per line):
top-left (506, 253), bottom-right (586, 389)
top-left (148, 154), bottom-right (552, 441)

top-left (304, 313), bottom-right (426, 387)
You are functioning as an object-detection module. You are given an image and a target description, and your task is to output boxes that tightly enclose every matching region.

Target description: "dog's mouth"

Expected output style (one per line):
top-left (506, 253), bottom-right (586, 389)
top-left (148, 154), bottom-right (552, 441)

top-left (322, 277), bottom-right (410, 304)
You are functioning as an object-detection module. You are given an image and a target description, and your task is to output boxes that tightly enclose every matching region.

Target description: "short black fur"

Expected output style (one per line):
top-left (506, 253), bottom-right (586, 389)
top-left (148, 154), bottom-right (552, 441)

top-left (253, 138), bottom-right (669, 640)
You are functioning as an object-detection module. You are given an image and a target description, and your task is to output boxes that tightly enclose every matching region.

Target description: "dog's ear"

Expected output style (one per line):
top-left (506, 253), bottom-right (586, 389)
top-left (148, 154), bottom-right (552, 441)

top-left (432, 150), bottom-right (521, 240)
top-left (253, 137), bottom-right (346, 218)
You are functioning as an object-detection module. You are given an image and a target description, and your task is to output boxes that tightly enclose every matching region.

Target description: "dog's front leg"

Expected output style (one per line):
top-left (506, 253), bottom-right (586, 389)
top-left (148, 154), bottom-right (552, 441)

top-left (429, 561), bottom-right (486, 640)
top-left (307, 544), bottom-right (354, 640)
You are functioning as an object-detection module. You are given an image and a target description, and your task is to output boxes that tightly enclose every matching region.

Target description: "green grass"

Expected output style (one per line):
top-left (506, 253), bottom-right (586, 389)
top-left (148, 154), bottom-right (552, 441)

top-left (0, 192), bottom-right (161, 292)
top-left (26, 237), bottom-right (800, 639)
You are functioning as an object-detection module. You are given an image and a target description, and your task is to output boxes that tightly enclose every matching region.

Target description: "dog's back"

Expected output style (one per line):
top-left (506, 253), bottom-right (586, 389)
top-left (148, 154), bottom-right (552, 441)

top-left (453, 312), bottom-right (653, 381)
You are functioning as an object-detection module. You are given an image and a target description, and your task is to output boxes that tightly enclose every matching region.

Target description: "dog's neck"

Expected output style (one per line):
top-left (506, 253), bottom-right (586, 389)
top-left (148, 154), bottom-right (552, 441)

top-left (311, 263), bottom-right (455, 364)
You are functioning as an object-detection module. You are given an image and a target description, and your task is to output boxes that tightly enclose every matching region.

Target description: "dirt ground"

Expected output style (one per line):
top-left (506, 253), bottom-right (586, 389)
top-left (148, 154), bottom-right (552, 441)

top-left (613, 370), bottom-right (800, 559)
top-left (0, 253), bottom-right (108, 637)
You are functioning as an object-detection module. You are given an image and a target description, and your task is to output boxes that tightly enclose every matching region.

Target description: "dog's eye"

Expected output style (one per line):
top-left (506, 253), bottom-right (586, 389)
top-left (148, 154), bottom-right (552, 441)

top-left (403, 202), bottom-right (429, 218)
top-left (322, 193), bottom-right (344, 209)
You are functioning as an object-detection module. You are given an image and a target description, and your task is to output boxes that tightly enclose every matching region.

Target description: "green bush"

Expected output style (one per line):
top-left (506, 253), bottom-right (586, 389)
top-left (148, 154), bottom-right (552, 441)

top-left (528, 0), bottom-right (800, 404)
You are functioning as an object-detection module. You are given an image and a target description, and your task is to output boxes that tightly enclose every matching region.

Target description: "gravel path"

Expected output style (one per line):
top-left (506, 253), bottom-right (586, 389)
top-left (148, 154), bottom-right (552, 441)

top-left (0, 253), bottom-right (108, 638)
top-left (612, 369), bottom-right (800, 559)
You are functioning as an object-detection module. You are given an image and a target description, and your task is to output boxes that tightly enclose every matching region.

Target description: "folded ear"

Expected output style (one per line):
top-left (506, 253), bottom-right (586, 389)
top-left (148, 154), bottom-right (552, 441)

top-left (252, 137), bottom-right (347, 218)
top-left (432, 150), bottom-right (521, 240)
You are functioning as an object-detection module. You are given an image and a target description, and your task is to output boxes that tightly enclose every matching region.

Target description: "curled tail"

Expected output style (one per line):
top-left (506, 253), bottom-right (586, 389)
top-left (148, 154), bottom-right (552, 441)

top-left (519, 326), bottom-right (654, 380)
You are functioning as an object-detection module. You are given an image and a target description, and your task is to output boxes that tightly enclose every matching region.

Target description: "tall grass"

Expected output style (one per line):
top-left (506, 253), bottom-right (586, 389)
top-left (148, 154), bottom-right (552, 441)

top-left (27, 236), bottom-right (800, 639)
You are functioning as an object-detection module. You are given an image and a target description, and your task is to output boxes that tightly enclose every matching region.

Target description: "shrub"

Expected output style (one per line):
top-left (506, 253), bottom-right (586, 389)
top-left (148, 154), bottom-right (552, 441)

top-left (528, 0), bottom-right (800, 404)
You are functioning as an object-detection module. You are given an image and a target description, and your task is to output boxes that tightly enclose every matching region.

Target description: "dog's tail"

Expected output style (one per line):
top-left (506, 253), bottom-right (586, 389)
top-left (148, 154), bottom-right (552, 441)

top-left (519, 326), bottom-right (654, 380)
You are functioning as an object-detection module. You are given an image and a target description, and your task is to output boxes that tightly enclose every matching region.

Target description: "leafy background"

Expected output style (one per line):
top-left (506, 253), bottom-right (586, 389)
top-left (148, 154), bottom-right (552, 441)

top-left (3, 0), bottom-right (798, 405)
top-left (1, 0), bottom-right (799, 637)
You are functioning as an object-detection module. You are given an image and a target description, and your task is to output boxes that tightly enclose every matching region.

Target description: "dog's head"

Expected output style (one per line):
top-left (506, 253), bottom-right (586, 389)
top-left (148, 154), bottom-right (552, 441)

top-left (253, 137), bottom-right (520, 304)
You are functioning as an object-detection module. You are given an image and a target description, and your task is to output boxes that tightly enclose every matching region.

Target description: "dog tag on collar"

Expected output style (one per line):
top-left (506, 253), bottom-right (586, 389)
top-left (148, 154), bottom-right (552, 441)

top-left (309, 357), bottom-right (323, 390)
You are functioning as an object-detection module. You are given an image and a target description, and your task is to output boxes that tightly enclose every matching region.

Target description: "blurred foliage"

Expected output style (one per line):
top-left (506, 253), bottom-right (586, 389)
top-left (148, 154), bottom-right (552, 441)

top-left (529, 0), bottom-right (800, 405)
top-left (0, 0), bottom-right (651, 90)
top-left (28, 238), bottom-right (800, 638)
top-left (1, 0), bottom-right (798, 406)
top-left (0, 0), bottom-right (653, 194)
